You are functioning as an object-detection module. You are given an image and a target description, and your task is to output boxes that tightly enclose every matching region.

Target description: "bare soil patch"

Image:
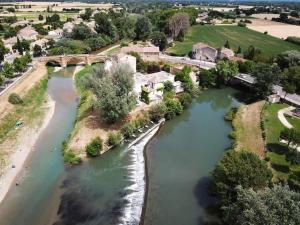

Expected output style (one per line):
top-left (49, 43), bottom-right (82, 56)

top-left (248, 18), bottom-right (300, 39)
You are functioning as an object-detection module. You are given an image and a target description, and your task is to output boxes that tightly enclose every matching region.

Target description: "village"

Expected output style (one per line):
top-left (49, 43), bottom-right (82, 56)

top-left (0, 1), bottom-right (300, 225)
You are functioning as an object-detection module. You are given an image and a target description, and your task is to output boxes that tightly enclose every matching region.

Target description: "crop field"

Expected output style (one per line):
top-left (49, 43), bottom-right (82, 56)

top-left (168, 25), bottom-right (300, 56)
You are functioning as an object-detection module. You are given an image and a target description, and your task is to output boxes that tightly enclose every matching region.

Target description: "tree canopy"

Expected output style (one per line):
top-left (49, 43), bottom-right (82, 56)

top-left (223, 185), bottom-right (300, 225)
top-left (211, 150), bottom-right (273, 206)
top-left (82, 64), bottom-right (136, 124)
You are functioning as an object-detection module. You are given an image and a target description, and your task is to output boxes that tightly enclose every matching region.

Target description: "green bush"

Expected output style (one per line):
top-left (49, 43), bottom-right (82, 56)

top-left (286, 36), bottom-right (300, 46)
top-left (164, 98), bottom-right (183, 120)
top-left (228, 131), bottom-right (236, 139)
top-left (224, 107), bottom-right (238, 121)
top-left (108, 131), bottom-right (122, 146)
top-left (8, 93), bottom-right (23, 105)
top-left (86, 137), bottom-right (103, 157)
top-left (178, 92), bottom-right (192, 109)
top-left (149, 102), bottom-right (167, 122)
top-left (63, 151), bottom-right (82, 164)
top-left (121, 122), bottom-right (136, 139)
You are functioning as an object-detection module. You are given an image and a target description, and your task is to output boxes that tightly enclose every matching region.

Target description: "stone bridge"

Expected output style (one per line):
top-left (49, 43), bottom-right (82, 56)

top-left (36, 54), bottom-right (107, 67)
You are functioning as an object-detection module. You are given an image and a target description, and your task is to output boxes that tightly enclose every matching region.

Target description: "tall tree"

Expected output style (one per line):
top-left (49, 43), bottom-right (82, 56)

top-left (253, 63), bottom-right (280, 98)
top-left (80, 8), bottom-right (93, 21)
top-left (81, 64), bottom-right (136, 124)
top-left (215, 60), bottom-right (238, 86)
top-left (169, 12), bottom-right (190, 39)
top-left (135, 16), bottom-right (152, 40)
top-left (2, 62), bottom-right (14, 78)
top-left (212, 150), bottom-right (272, 206)
top-left (0, 39), bottom-right (8, 64)
top-left (223, 185), bottom-right (300, 225)
top-left (94, 12), bottom-right (118, 40)
top-left (150, 31), bottom-right (168, 51)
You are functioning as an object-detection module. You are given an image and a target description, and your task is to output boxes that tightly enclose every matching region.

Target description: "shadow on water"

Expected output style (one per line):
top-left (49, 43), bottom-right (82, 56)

top-left (194, 177), bottom-right (223, 225)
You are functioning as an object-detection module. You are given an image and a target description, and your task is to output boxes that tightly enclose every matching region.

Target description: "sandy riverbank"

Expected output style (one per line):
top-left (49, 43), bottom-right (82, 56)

top-left (0, 94), bottom-right (55, 204)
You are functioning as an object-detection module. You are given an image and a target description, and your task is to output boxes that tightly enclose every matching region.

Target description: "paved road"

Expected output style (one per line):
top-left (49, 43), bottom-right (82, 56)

top-left (159, 54), bottom-right (216, 70)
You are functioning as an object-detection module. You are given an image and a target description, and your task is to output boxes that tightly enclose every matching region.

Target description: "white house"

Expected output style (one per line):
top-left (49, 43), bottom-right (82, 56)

top-left (218, 47), bottom-right (235, 60)
top-left (31, 38), bottom-right (49, 50)
top-left (134, 71), bottom-right (183, 103)
top-left (63, 22), bottom-right (74, 33)
top-left (105, 53), bottom-right (137, 73)
top-left (192, 43), bottom-right (218, 62)
top-left (3, 37), bottom-right (17, 52)
top-left (47, 28), bottom-right (63, 41)
top-left (121, 45), bottom-right (160, 62)
top-left (18, 26), bottom-right (38, 41)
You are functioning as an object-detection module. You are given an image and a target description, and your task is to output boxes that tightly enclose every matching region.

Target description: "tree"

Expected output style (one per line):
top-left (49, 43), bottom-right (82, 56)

top-left (198, 69), bottom-right (217, 87)
top-left (86, 137), bottom-right (102, 157)
top-left (224, 40), bottom-right (230, 49)
top-left (94, 12), bottom-right (118, 40)
top-left (280, 66), bottom-right (300, 93)
top-left (0, 39), bottom-right (8, 64)
top-left (215, 60), bottom-right (238, 87)
top-left (108, 131), bottom-right (122, 146)
top-left (280, 128), bottom-right (300, 147)
top-left (223, 185), bottom-right (300, 225)
top-left (0, 73), bottom-right (4, 86)
top-left (82, 64), bottom-right (136, 124)
top-left (71, 23), bottom-right (92, 40)
top-left (38, 14), bottom-right (44, 21)
top-left (33, 44), bottom-right (43, 57)
top-left (80, 8), bottom-right (93, 21)
top-left (236, 46), bottom-right (242, 54)
top-left (151, 31), bottom-right (168, 51)
top-left (14, 38), bottom-right (23, 55)
top-left (290, 10), bottom-right (299, 18)
top-left (163, 80), bottom-right (174, 93)
top-left (244, 45), bottom-right (262, 60)
top-left (135, 16), bottom-right (152, 40)
top-left (283, 83), bottom-right (296, 99)
top-left (212, 150), bottom-right (272, 206)
top-left (2, 62), bottom-right (14, 78)
top-left (253, 63), bottom-right (280, 98)
top-left (169, 12), bottom-right (190, 39)
top-left (277, 50), bottom-right (300, 69)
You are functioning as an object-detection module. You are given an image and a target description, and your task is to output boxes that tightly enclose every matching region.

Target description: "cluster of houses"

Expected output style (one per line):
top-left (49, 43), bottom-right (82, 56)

top-left (104, 45), bottom-right (183, 105)
top-left (2, 14), bottom-right (97, 63)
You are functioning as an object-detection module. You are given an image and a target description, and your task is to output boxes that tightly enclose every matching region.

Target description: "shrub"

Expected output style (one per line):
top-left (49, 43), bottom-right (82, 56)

top-left (164, 98), bottom-right (183, 120)
top-left (108, 131), bottom-right (122, 146)
top-left (286, 36), bottom-right (300, 46)
top-left (64, 151), bottom-right (82, 164)
top-left (224, 107), bottom-right (238, 121)
top-left (8, 93), bottom-right (23, 104)
top-left (149, 102), bottom-right (167, 122)
top-left (121, 122), bottom-right (136, 139)
top-left (264, 31), bottom-right (268, 35)
top-left (162, 64), bottom-right (171, 72)
top-left (271, 163), bottom-right (290, 173)
top-left (178, 92), bottom-right (192, 109)
top-left (141, 87), bottom-right (150, 104)
top-left (237, 22), bottom-right (246, 27)
top-left (228, 131), bottom-right (236, 139)
top-left (86, 137), bottom-right (103, 157)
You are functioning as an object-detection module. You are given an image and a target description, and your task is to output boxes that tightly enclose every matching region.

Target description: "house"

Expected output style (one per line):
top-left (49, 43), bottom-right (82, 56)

top-left (3, 37), bottom-right (17, 52)
top-left (105, 53), bottom-right (137, 73)
top-left (63, 22), bottom-right (74, 33)
top-left (47, 28), bottom-right (63, 41)
top-left (18, 26), bottom-right (38, 41)
top-left (134, 71), bottom-right (183, 103)
top-left (11, 20), bottom-right (30, 28)
top-left (31, 38), bottom-right (48, 50)
top-left (218, 47), bottom-right (235, 59)
top-left (121, 45), bottom-right (160, 62)
top-left (192, 43), bottom-right (218, 62)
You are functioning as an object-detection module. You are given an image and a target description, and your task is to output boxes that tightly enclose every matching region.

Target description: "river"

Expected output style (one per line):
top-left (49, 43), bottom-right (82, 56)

top-left (0, 66), bottom-right (242, 225)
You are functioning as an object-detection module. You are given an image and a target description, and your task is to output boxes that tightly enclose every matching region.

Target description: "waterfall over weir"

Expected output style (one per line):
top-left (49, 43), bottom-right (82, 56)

top-left (119, 126), bottom-right (160, 225)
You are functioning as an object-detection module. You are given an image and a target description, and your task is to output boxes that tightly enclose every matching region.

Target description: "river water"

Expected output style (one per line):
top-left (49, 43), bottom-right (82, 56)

top-left (0, 66), bottom-right (241, 225)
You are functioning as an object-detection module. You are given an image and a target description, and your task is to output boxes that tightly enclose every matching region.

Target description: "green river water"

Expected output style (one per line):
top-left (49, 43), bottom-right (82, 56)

top-left (0, 67), bottom-right (242, 225)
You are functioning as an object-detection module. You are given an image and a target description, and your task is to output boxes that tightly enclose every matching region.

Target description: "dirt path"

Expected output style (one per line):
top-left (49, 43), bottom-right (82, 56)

top-left (0, 62), bottom-right (47, 121)
top-left (278, 106), bottom-right (295, 129)
top-left (235, 101), bottom-right (265, 158)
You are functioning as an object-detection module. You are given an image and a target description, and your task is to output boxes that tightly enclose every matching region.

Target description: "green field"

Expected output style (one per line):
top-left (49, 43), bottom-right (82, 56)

top-left (7, 11), bottom-right (78, 21)
top-left (169, 25), bottom-right (300, 56)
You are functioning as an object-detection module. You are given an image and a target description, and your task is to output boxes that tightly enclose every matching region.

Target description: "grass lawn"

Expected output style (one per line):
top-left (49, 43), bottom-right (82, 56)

top-left (286, 115), bottom-right (300, 132)
top-left (262, 103), bottom-right (300, 184)
top-left (168, 25), bottom-right (300, 57)
top-left (262, 102), bottom-right (288, 144)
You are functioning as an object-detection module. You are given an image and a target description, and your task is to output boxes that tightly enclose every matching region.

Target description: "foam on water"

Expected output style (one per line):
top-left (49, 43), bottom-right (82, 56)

top-left (119, 126), bottom-right (160, 225)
